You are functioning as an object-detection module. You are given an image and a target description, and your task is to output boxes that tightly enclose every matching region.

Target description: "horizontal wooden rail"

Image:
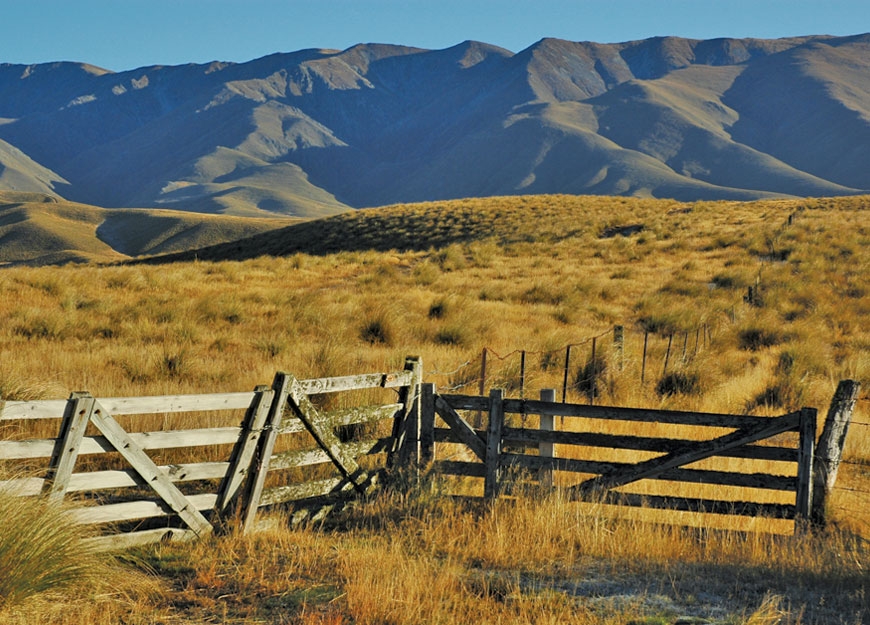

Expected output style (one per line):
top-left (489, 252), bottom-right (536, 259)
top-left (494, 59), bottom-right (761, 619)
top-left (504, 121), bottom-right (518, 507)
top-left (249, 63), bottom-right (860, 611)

top-left (0, 427), bottom-right (242, 460)
top-left (0, 373), bottom-right (413, 422)
top-left (441, 394), bottom-right (776, 428)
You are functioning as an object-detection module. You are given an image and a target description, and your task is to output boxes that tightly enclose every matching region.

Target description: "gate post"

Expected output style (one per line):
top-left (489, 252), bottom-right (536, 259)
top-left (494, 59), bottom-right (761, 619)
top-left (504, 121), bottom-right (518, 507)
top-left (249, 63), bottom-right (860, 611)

top-left (812, 380), bottom-right (860, 527)
top-left (420, 383), bottom-right (436, 468)
top-left (795, 407), bottom-right (817, 527)
top-left (538, 389), bottom-right (556, 490)
top-left (391, 356), bottom-right (423, 469)
top-left (484, 389), bottom-right (504, 499)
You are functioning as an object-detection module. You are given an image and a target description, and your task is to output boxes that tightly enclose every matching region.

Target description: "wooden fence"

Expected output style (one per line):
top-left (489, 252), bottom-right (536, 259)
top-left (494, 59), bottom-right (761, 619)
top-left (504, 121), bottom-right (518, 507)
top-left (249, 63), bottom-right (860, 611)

top-left (1, 361), bottom-right (859, 546)
top-left (423, 381), bottom-right (860, 533)
top-left (0, 358), bottom-right (422, 550)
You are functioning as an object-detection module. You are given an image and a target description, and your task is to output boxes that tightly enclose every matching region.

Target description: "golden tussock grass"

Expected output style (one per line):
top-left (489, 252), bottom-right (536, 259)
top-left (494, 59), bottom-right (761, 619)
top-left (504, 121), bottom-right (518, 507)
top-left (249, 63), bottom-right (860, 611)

top-left (0, 194), bottom-right (868, 623)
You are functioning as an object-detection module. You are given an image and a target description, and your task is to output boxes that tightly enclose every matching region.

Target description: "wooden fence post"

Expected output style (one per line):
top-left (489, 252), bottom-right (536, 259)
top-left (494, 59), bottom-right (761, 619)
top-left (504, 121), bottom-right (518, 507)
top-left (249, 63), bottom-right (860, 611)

top-left (613, 325), bottom-right (624, 371)
top-left (43, 392), bottom-right (95, 503)
top-left (795, 407), bottom-right (817, 528)
top-left (475, 348), bottom-right (488, 428)
top-left (811, 380), bottom-right (860, 526)
top-left (240, 372), bottom-right (290, 534)
top-left (538, 389), bottom-right (556, 490)
top-left (484, 389), bottom-right (504, 499)
top-left (641, 331), bottom-right (649, 384)
top-left (214, 385), bottom-right (274, 525)
top-left (393, 356), bottom-right (423, 469)
top-left (420, 383), bottom-right (436, 468)
top-left (561, 345), bottom-right (572, 403)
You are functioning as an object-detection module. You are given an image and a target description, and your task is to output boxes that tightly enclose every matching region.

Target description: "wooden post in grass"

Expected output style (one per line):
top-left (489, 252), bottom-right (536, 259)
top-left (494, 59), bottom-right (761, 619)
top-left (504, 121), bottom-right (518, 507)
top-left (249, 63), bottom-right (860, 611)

top-left (811, 380), bottom-right (861, 527)
top-left (641, 331), bottom-right (649, 383)
top-left (420, 383), bottom-right (436, 468)
top-left (613, 325), bottom-right (624, 371)
top-left (475, 348), bottom-right (488, 428)
top-left (795, 407), bottom-right (817, 527)
top-left (484, 389), bottom-right (504, 499)
top-left (562, 345), bottom-right (572, 403)
top-left (538, 389), bottom-right (556, 490)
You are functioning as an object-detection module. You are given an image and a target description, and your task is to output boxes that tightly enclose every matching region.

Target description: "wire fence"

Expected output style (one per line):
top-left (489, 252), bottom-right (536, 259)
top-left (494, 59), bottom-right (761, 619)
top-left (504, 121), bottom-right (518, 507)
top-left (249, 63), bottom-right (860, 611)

top-left (427, 321), bottom-right (724, 402)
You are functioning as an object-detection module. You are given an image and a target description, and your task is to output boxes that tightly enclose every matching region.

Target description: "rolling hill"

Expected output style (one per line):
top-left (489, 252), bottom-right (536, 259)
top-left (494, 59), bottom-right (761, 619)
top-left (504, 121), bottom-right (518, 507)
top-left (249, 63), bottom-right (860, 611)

top-left (0, 34), bottom-right (868, 216)
top-left (0, 192), bottom-right (297, 265)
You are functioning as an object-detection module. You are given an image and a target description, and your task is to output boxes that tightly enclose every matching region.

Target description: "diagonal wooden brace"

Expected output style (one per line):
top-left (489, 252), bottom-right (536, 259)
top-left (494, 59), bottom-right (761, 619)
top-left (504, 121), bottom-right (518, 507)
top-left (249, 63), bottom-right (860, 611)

top-left (568, 410), bottom-right (802, 499)
top-left (286, 375), bottom-right (376, 496)
top-left (89, 400), bottom-right (213, 537)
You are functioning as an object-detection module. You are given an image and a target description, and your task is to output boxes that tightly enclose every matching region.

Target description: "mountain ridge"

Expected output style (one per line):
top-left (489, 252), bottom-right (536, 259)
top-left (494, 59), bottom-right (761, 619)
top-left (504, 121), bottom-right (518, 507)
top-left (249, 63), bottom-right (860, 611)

top-left (0, 34), bottom-right (868, 215)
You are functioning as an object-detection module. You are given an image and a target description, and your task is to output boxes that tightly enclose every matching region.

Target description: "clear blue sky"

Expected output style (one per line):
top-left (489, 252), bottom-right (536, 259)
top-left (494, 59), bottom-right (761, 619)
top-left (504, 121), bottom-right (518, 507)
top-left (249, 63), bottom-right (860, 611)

top-left (2, 0), bottom-right (868, 72)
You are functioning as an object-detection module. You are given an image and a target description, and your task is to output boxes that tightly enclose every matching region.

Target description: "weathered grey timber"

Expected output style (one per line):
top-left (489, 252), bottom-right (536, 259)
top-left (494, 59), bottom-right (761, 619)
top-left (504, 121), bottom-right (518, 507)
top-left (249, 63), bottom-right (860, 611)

top-left (484, 389), bottom-right (505, 499)
top-left (43, 393), bottom-right (95, 503)
top-left (0, 364), bottom-right (423, 548)
top-left (88, 399), bottom-right (214, 538)
top-left (812, 380), bottom-right (860, 526)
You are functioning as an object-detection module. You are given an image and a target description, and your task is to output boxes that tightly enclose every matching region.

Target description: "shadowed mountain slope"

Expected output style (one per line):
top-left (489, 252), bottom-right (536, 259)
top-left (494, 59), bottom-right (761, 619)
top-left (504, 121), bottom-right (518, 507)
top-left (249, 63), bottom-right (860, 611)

top-left (0, 35), bottom-right (868, 214)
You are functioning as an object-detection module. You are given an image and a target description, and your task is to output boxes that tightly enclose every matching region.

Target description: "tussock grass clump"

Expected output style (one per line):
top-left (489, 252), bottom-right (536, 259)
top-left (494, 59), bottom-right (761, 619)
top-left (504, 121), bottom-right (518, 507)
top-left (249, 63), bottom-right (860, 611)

top-left (0, 484), bottom-right (109, 611)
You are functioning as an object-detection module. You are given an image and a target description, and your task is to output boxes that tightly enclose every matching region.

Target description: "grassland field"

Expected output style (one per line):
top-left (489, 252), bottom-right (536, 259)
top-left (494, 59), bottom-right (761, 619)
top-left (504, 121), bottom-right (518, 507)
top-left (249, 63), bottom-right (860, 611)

top-left (0, 193), bottom-right (868, 624)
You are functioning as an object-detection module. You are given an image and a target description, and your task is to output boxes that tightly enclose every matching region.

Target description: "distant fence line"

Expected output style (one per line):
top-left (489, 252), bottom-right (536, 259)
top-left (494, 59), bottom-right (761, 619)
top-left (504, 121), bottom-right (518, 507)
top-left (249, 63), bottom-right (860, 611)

top-left (429, 322), bottom-right (717, 402)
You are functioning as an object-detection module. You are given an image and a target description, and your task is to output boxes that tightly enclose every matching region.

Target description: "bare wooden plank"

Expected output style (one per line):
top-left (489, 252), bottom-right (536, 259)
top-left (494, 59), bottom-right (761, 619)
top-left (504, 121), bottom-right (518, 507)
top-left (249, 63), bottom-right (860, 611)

top-left (276, 403), bottom-right (403, 434)
top-left (0, 399), bottom-right (67, 421)
top-left (259, 477), bottom-right (352, 506)
top-left (88, 401), bottom-right (213, 537)
top-left (299, 371), bottom-right (414, 395)
top-left (392, 356), bottom-right (422, 468)
top-left (434, 395), bottom-right (486, 461)
top-left (502, 453), bottom-right (796, 491)
top-left (0, 427), bottom-right (243, 460)
top-left (214, 387), bottom-right (274, 518)
top-left (99, 393), bottom-right (255, 415)
top-left (0, 463), bottom-right (229, 496)
top-left (501, 398), bottom-right (773, 428)
top-left (440, 394), bottom-right (490, 412)
top-left (420, 383), bottom-right (436, 466)
top-left (538, 389), bottom-right (556, 489)
top-left (433, 460), bottom-right (487, 478)
top-left (1, 375), bottom-right (408, 422)
top-left (795, 407), bottom-right (817, 524)
top-left (241, 372), bottom-right (290, 534)
top-left (812, 380), bottom-right (860, 526)
top-left (43, 394), bottom-right (95, 503)
top-left (594, 491), bottom-right (797, 519)
top-left (85, 528), bottom-right (198, 552)
top-left (269, 438), bottom-right (391, 471)
top-left (568, 411), bottom-right (801, 497)
top-left (286, 375), bottom-right (375, 496)
top-left (484, 389), bottom-right (504, 499)
top-left (70, 493), bottom-right (217, 525)
top-left (502, 429), bottom-right (799, 462)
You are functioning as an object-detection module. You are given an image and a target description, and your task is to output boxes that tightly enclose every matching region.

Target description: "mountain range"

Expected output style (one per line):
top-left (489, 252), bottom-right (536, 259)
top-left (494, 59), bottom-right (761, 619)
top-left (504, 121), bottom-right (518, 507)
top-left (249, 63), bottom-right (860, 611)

top-left (1, 34), bottom-right (869, 219)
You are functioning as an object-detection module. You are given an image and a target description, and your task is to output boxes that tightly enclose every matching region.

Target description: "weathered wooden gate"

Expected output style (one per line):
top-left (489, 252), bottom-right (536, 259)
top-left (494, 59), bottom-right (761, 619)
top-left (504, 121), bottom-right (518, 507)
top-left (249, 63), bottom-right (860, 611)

top-left (426, 386), bottom-right (818, 532)
top-left (0, 358), bottom-right (422, 549)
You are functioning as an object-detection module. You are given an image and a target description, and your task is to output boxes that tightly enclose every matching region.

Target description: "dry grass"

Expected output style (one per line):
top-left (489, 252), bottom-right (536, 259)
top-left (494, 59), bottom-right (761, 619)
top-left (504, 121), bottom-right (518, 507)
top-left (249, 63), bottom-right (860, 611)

top-left (0, 193), bottom-right (868, 623)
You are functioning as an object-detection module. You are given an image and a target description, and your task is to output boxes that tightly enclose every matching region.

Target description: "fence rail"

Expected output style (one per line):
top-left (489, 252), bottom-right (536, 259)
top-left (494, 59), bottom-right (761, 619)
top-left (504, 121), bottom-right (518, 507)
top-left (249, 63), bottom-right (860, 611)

top-left (0, 365), bottom-right (859, 546)
top-left (425, 382), bottom-right (861, 533)
top-left (0, 359), bottom-right (423, 550)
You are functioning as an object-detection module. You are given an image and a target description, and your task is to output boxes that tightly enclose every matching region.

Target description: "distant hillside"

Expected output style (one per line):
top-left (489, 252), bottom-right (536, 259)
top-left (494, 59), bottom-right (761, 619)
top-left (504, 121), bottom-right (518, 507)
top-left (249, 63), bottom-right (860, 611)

top-left (136, 194), bottom-right (870, 264)
top-left (1, 34), bottom-right (868, 214)
top-left (0, 192), bottom-right (297, 265)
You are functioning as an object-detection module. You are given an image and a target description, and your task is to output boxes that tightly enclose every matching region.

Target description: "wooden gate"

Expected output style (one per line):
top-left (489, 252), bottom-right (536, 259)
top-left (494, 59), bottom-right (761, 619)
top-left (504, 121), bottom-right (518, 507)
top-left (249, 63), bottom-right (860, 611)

top-left (426, 386), bottom-right (817, 532)
top-left (0, 358), bottom-right (422, 549)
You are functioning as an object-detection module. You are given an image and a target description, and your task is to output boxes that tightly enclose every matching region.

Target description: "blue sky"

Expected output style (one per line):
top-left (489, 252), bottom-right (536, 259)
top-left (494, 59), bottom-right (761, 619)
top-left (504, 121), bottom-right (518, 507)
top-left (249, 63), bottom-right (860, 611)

top-left (1, 0), bottom-right (868, 72)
